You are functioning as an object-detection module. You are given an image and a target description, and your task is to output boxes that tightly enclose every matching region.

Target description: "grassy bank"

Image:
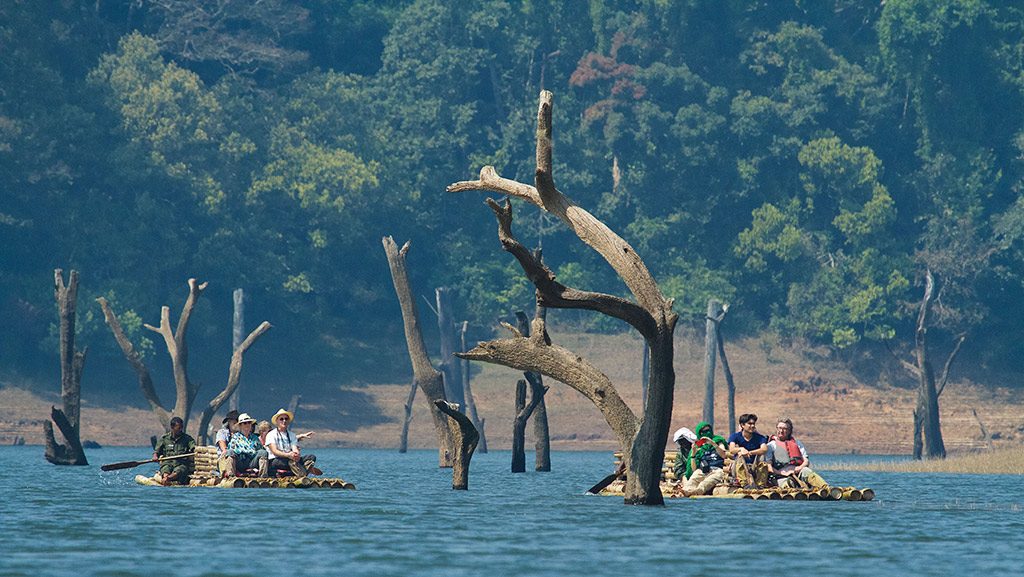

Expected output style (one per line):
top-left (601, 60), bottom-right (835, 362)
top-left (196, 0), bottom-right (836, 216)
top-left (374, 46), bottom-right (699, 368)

top-left (827, 446), bottom-right (1024, 475)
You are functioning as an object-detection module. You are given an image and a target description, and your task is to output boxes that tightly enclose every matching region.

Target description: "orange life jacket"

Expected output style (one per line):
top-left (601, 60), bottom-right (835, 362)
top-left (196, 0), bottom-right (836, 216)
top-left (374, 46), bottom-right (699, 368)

top-left (770, 437), bottom-right (804, 468)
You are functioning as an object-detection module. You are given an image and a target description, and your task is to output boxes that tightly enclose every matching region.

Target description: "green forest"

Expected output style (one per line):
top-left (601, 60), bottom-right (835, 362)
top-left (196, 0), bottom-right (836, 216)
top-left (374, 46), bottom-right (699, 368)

top-left (3, 0), bottom-right (1024, 394)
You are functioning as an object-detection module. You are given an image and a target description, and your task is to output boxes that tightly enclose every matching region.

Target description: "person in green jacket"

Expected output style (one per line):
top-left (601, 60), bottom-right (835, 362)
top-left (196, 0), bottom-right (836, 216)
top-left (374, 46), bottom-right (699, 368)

top-left (671, 427), bottom-right (696, 480)
top-left (153, 417), bottom-right (196, 485)
top-left (681, 421), bottom-right (730, 496)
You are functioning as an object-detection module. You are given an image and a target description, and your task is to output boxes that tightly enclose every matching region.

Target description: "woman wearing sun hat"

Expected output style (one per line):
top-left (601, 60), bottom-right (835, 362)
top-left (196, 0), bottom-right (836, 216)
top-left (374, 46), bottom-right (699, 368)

top-left (228, 413), bottom-right (269, 477)
top-left (265, 408), bottom-right (318, 477)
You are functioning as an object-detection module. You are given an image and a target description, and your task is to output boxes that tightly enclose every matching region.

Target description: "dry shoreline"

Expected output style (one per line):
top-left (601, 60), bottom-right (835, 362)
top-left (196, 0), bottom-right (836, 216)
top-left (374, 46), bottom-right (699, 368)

top-left (825, 446), bottom-right (1024, 475)
top-left (4, 332), bottom-right (1024, 453)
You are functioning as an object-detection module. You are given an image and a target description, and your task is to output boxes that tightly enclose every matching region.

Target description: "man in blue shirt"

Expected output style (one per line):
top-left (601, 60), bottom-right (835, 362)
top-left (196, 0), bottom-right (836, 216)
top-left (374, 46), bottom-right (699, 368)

top-left (727, 413), bottom-right (768, 464)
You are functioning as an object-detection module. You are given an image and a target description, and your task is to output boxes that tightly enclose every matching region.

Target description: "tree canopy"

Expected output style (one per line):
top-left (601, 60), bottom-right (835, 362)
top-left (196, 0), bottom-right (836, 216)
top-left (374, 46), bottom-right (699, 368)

top-left (3, 0), bottom-right (1024, 391)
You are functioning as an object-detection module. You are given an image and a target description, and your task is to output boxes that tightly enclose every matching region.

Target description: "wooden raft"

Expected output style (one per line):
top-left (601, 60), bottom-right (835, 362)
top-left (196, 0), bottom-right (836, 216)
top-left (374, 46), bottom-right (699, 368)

top-left (601, 451), bottom-right (873, 501)
top-left (136, 445), bottom-right (356, 490)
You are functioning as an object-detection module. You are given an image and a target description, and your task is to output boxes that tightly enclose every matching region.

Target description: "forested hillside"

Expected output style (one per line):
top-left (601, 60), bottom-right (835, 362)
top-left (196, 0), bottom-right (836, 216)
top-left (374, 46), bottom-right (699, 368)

top-left (3, 0), bottom-right (1024, 391)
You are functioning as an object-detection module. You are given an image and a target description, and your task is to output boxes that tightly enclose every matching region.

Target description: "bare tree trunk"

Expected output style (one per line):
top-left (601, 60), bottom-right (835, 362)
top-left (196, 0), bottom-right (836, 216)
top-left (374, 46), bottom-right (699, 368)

top-left (915, 270), bottom-right (946, 459)
top-left (970, 407), bottom-right (993, 449)
top-left (436, 288), bottom-right (466, 411)
top-left (288, 394), bottom-right (301, 416)
top-left (383, 236), bottom-right (454, 467)
top-left (228, 288), bottom-right (244, 412)
top-left (460, 321), bottom-right (487, 453)
top-left (97, 297), bottom-right (171, 431)
top-left (530, 249), bottom-right (551, 472)
top-left (512, 379), bottom-right (528, 472)
top-left (511, 310), bottom-right (549, 473)
top-left (912, 407), bottom-right (923, 460)
top-left (715, 307), bottom-right (736, 432)
top-left (434, 400), bottom-right (479, 489)
top-left (44, 270), bottom-right (88, 465)
top-left (703, 299), bottom-right (722, 429)
top-left (97, 279), bottom-right (208, 432)
top-left (195, 320), bottom-right (272, 444)
top-left (399, 379), bottom-right (417, 453)
top-left (449, 91), bottom-right (678, 505)
top-left (533, 394), bottom-right (550, 472)
top-left (641, 342), bottom-right (649, 408)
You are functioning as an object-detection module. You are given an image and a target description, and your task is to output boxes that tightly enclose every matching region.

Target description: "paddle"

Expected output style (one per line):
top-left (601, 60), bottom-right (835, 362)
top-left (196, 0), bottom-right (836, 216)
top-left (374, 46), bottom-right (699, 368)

top-left (101, 453), bottom-right (197, 472)
top-left (585, 472), bottom-right (620, 495)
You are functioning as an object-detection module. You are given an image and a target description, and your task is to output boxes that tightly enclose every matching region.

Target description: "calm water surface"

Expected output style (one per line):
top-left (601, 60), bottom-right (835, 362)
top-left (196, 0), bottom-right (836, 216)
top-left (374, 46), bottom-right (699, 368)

top-left (1, 446), bottom-right (1021, 577)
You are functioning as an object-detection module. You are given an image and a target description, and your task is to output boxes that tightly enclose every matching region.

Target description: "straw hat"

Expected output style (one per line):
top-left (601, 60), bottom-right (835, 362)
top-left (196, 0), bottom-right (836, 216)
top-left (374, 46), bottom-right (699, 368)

top-left (271, 408), bottom-right (294, 423)
top-left (237, 412), bottom-right (256, 425)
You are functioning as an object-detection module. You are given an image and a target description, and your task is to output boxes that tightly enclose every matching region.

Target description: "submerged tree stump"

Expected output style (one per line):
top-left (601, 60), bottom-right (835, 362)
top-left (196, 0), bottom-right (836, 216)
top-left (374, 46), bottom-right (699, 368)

top-left (44, 269), bottom-right (88, 466)
top-left (434, 400), bottom-right (479, 490)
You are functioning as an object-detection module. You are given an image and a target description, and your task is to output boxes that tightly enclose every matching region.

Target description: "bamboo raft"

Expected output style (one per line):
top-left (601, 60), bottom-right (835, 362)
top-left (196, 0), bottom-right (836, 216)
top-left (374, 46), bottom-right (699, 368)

top-left (601, 451), bottom-right (873, 501)
top-left (135, 445), bottom-right (356, 490)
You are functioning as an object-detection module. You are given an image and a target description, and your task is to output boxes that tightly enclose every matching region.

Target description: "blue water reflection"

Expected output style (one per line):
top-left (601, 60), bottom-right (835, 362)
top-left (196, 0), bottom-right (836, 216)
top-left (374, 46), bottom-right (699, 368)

top-left (1, 447), bottom-right (1021, 576)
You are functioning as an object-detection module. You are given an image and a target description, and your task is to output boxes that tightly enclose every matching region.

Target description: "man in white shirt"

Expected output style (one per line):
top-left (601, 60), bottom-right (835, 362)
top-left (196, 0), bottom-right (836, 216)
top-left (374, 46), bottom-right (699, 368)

top-left (265, 408), bottom-right (318, 477)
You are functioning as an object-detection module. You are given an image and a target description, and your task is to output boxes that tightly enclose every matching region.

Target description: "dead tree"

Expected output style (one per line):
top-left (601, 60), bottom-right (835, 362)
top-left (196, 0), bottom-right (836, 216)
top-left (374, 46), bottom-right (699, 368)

top-left (228, 288), bottom-right (244, 412)
top-left (449, 91), bottom-right (679, 505)
top-left (702, 299), bottom-right (724, 429)
top-left (194, 320), bottom-right (272, 444)
top-left (383, 236), bottom-right (455, 467)
top-left (711, 304), bottom-right (735, 431)
top-left (98, 279), bottom-right (269, 436)
top-left (434, 400), bottom-right (479, 489)
top-left (641, 343), bottom-right (649, 407)
top-left (43, 269), bottom-right (88, 465)
top-left (399, 379), bottom-right (417, 453)
top-left (435, 287), bottom-right (466, 411)
top-left (511, 311), bottom-right (549, 473)
top-left (911, 270), bottom-right (959, 459)
top-left (888, 270), bottom-right (964, 459)
top-left (527, 249), bottom-right (552, 471)
top-left (460, 321), bottom-right (487, 453)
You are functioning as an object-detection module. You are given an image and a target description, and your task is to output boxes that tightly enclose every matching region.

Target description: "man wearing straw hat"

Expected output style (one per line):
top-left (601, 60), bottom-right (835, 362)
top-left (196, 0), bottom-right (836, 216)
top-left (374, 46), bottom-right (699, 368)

top-left (265, 408), bottom-right (318, 477)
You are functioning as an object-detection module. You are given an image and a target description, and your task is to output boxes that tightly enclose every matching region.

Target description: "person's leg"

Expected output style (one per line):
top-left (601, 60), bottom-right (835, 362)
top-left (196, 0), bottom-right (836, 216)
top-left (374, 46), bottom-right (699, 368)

top-left (798, 467), bottom-right (828, 488)
top-left (221, 454), bottom-right (237, 477)
top-left (255, 450), bottom-right (269, 478)
top-left (732, 458), bottom-right (753, 488)
top-left (683, 469), bottom-right (706, 496)
top-left (168, 464), bottom-right (189, 484)
top-left (696, 468), bottom-right (727, 495)
top-left (288, 457), bottom-right (308, 477)
top-left (234, 454), bottom-right (255, 475)
top-left (269, 457), bottom-right (292, 476)
top-left (302, 454), bottom-right (321, 475)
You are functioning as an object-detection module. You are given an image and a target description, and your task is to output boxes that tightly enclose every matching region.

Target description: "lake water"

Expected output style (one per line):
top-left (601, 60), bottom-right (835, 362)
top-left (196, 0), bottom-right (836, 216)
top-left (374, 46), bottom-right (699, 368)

top-left (1, 446), bottom-right (1022, 577)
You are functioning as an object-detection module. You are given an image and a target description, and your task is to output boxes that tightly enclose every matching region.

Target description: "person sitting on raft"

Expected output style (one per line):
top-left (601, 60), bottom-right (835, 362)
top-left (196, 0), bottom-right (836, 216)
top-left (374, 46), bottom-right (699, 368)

top-left (215, 410), bottom-right (239, 477)
top-left (265, 409), bottom-right (320, 477)
top-left (727, 413), bottom-right (768, 464)
top-left (671, 427), bottom-right (696, 481)
top-left (766, 418), bottom-right (829, 489)
top-left (227, 413), bottom-right (269, 477)
top-left (681, 421), bottom-right (730, 496)
top-left (153, 416), bottom-right (195, 485)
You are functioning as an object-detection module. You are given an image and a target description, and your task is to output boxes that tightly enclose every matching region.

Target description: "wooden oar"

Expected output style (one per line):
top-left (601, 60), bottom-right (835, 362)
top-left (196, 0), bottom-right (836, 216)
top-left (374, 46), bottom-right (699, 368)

top-left (585, 472), bottom-right (620, 495)
top-left (101, 452), bottom-right (197, 472)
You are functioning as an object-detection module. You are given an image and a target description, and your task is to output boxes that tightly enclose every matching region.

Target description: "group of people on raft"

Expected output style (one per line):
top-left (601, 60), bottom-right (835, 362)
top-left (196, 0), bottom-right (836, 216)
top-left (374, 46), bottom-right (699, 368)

top-left (151, 408), bottom-right (319, 485)
top-left (671, 414), bottom-right (829, 496)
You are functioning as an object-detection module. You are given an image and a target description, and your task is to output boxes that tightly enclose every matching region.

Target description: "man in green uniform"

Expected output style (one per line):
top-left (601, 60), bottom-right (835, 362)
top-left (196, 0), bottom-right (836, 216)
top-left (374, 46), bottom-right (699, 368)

top-left (153, 416), bottom-right (195, 485)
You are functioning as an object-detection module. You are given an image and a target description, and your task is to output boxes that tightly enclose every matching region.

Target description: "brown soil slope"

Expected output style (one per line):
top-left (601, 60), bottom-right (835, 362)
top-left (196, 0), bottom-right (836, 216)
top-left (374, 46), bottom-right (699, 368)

top-left (4, 330), bottom-right (1023, 453)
